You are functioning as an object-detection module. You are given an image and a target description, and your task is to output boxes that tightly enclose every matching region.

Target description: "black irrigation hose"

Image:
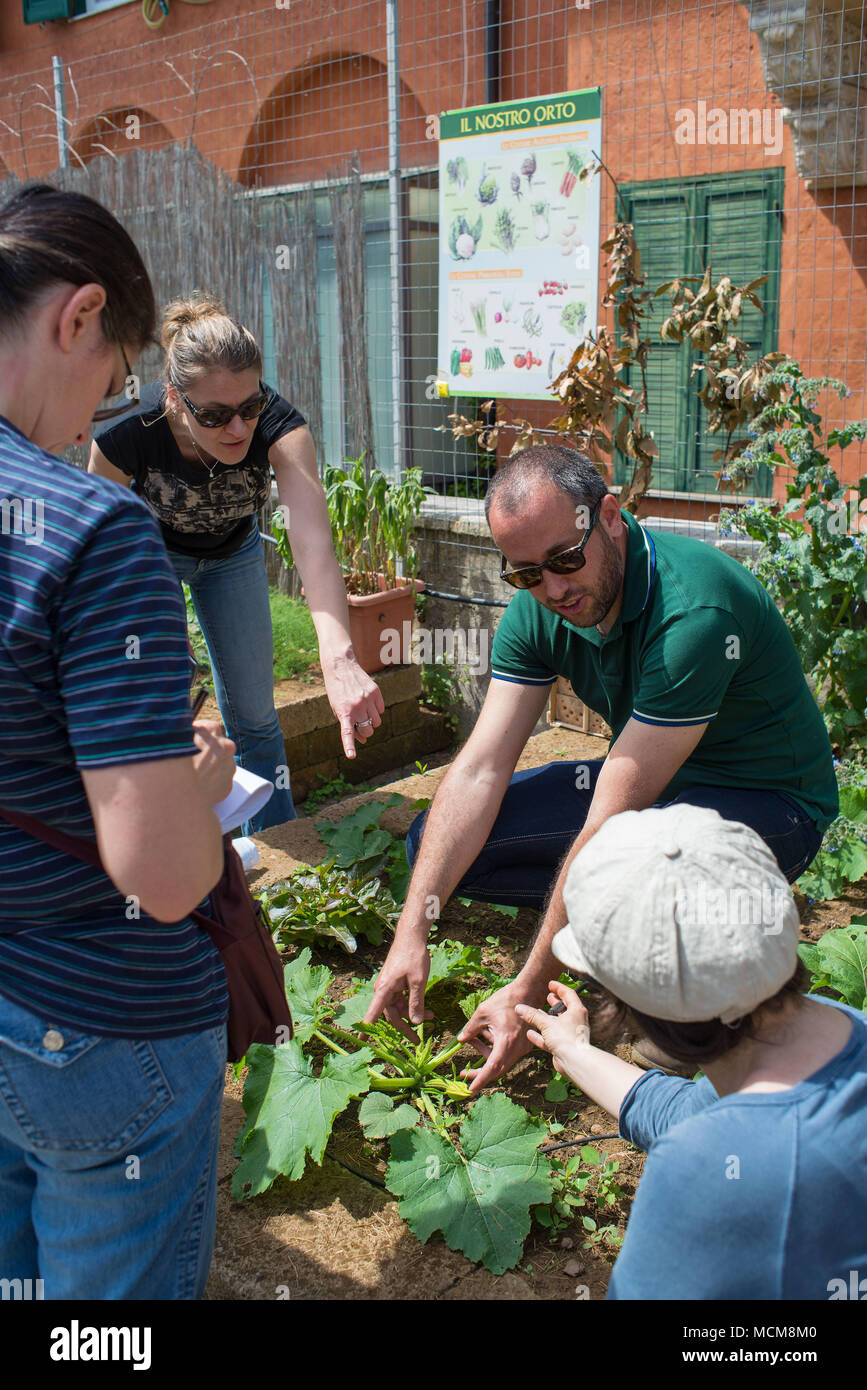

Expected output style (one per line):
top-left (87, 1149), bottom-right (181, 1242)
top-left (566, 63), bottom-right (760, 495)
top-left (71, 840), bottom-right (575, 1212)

top-left (261, 534), bottom-right (510, 610)
top-left (420, 586), bottom-right (510, 608)
top-left (539, 1132), bottom-right (621, 1154)
top-left (325, 1148), bottom-right (387, 1189)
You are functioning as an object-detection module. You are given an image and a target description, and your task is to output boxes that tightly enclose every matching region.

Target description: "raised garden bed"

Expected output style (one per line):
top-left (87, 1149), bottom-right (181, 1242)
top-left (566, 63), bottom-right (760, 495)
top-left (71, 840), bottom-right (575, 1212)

top-left (205, 731), bottom-right (867, 1299)
top-left (197, 664), bottom-right (454, 802)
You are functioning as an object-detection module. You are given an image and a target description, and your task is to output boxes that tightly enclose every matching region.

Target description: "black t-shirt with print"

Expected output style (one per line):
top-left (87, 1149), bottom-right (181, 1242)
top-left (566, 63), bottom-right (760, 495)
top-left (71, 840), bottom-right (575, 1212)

top-left (94, 380), bottom-right (306, 560)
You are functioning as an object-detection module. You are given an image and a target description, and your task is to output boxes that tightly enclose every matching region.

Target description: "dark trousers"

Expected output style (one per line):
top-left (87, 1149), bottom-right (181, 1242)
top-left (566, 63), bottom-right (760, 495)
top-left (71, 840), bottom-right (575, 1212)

top-left (405, 760), bottom-right (824, 910)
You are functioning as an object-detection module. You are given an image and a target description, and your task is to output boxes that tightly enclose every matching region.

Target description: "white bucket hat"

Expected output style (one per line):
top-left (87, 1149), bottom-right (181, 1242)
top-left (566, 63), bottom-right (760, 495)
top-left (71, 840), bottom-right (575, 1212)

top-left (553, 803), bottom-right (801, 1023)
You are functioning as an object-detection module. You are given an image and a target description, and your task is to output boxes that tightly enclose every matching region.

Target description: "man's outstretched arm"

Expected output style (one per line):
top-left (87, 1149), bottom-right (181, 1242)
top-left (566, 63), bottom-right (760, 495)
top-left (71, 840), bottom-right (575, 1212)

top-left (364, 678), bottom-right (551, 1037)
top-left (459, 715), bottom-right (709, 1092)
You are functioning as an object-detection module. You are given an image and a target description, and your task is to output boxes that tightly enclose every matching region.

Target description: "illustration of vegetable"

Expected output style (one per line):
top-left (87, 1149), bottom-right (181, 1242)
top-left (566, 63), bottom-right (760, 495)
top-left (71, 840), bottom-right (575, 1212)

top-left (557, 221), bottom-right (582, 257)
top-left (521, 153), bottom-right (536, 188)
top-left (450, 348), bottom-right (461, 376)
top-left (470, 300), bottom-right (487, 335)
top-left (477, 164), bottom-right (498, 205)
top-left (547, 348), bottom-right (556, 377)
top-left (510, 171), bottom-right (522, 200)
top-left (484, 346), bottom-right (505, 370)
top-left (446, 156), bottom-right (469, 193)
top-left (532, 202), bottom-right (550, 241)
top-left (448, 214), bottom-right (483, 261)
top-left (503, 297), bottom-right (514, 323)
top-left (493, 207), bottom-right (516, 253)
top-left (559, 300), bottom-right (587, 336)
top-left (522, 306), bottom-right (543, 338)
top-left (560, 150), bottom-right (584, 198)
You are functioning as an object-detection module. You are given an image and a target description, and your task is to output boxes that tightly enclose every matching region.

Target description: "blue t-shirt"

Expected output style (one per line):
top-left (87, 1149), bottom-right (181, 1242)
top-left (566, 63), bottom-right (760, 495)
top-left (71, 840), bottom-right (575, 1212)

top-left (0, 414), bottom-right (228, 1038)
top-left (608, 997), bottom-right (867, 1300)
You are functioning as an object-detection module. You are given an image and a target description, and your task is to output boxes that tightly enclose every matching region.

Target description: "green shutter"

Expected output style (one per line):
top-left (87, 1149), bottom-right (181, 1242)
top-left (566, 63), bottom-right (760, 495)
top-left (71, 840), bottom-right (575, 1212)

top-left (616, 169), bottom-right (783, 496)
top-left (22, 0), bottom-right (72, 21)
top-left (616, 187), bottom-right (698, 492)
top-left (692, 174), bottom-right (782, 491)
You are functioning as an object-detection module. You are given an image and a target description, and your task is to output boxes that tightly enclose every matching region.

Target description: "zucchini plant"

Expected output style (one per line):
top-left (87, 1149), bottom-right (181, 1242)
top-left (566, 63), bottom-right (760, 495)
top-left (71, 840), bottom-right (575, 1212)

top-left (232, 949), bottom-right (555, 1274)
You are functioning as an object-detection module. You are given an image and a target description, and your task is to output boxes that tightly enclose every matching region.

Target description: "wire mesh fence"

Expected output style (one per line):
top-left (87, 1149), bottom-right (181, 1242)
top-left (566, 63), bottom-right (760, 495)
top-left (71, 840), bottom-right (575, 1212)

top-left (2, 0), bottom-right (866, 613)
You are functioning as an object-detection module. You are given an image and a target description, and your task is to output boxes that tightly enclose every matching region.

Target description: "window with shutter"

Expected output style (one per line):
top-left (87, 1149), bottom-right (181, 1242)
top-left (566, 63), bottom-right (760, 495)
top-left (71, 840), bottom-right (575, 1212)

top-left (615, 169), bottom-right (783, 496)
top-left (22, 0), bottom-right (72, 21)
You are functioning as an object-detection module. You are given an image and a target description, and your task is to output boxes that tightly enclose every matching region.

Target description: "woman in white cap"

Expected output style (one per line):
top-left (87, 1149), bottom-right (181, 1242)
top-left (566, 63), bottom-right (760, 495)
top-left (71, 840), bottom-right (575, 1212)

top-left (516, 803), bottom-right (867, 1300)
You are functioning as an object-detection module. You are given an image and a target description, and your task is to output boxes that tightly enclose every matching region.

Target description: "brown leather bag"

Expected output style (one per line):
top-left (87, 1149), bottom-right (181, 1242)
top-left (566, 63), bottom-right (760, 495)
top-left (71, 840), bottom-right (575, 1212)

top-left (0, 807), bottom-right (292, 1062)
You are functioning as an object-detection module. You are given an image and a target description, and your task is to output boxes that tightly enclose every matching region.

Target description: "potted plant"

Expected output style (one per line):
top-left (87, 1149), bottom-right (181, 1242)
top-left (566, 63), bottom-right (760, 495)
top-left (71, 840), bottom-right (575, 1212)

top-left (271, 455), bottom-right (427, 674)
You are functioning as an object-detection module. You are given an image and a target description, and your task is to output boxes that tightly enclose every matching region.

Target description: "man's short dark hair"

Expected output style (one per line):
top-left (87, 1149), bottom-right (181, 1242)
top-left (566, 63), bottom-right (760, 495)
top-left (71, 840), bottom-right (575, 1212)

top-left (484, 443), bottom-right (609, 525)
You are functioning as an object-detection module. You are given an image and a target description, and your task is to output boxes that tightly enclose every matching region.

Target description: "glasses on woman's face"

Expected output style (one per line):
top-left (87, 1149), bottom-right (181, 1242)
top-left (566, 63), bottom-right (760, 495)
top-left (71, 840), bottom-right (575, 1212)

top-left (179, 382), bottom-right (269, 430)
top-left (91, 306), bottom-right (140, 423)
top-left (500, 500), bottom-right (602, 590)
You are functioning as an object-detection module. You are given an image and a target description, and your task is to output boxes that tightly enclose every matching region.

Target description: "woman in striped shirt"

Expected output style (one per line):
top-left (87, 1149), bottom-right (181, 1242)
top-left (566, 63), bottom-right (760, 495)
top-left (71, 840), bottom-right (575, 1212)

top-left (0, 181), bottom-right (237, 1299)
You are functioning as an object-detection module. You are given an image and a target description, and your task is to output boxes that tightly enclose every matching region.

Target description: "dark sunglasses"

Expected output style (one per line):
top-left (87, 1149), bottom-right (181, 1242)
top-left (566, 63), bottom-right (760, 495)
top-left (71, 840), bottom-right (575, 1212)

top-left (178, 381), bottom-right (270, 430)
top-left (91, 305), bottom-right (140, 423)
top-left (500, 500), bottom-right (602, 589)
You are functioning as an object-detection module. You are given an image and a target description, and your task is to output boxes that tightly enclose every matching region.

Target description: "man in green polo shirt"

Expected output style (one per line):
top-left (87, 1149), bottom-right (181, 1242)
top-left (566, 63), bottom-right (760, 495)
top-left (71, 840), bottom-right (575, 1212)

top-left (365, 444), bottom-right (837, 1092)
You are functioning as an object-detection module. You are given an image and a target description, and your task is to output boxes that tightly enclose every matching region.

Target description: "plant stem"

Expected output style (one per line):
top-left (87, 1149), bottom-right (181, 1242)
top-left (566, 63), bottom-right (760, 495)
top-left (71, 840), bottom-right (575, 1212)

top-left (367, 1074), bottom-right (414, 1093)
top-left (832, 592), bottom-right (853, 627)
top-left (425, 1039), bottom-right (464, 1071)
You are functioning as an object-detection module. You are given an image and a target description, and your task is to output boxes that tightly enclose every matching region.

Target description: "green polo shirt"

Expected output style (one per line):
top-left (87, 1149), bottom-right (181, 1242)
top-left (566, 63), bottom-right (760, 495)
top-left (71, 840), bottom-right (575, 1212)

top-left (490, 510), bottom-right (839, 832)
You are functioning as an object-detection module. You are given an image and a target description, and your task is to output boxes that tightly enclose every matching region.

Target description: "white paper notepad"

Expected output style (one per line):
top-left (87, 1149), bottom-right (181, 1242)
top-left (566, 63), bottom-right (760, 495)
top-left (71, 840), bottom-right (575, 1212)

top-left (212, 766), bottom-right (275, 834)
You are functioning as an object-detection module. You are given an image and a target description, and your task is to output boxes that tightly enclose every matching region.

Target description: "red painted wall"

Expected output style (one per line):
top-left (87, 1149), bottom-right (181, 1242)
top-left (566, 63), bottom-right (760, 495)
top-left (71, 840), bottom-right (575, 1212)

top-left (2, 0), bottom-right (864, 507)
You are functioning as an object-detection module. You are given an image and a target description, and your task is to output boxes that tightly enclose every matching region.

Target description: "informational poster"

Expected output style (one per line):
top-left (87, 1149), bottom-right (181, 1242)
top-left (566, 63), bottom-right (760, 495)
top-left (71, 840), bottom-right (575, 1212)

top-left (437, 89), bottom-right (602, 401)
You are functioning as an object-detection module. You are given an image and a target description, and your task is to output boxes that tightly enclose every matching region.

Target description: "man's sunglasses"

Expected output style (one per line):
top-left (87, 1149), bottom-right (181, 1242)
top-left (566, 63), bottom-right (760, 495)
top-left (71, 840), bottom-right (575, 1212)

top-left (500, 500), bottom-right (602, 590)
top-left (91, 305), bottom-right (140, 423)
top-left (178, 382), bottom-right (270, 430)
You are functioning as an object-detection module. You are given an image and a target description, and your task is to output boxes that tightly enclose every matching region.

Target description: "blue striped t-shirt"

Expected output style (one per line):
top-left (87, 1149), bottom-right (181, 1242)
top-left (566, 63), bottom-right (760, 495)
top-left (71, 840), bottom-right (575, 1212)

top-left (0, 414), bottom-right (228, 1038)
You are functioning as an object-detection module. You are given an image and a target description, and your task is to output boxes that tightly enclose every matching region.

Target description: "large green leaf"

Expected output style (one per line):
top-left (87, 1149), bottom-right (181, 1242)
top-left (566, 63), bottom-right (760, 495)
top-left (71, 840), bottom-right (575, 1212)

top-left (798, 919), bottom-right (867, 1010)
top-left (318, 797), bottom-right (403, 871)
top-left (333, 980), bottom-right (376, 1028)
top-left (386, 1093), bottom-right (552, 1274)
top-left (282, 948), bottom-right (334, 1042)
top-left (838, 786), bottom-right (867, 826)
top-left (358, 1092), bottom-right (419, 1138)
top-left (232, 1040), bottom-right (373, 1197)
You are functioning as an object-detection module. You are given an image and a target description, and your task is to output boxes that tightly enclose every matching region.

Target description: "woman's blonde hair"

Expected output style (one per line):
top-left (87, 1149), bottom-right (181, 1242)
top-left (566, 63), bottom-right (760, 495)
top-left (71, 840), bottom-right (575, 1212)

top-left (161, 290), bottom-right (262, 392)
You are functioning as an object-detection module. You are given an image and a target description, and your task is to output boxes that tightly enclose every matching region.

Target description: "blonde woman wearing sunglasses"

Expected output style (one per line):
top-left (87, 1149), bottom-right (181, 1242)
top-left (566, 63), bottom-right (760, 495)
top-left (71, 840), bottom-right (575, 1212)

top-left (88, 291), bottom-right (383, 833)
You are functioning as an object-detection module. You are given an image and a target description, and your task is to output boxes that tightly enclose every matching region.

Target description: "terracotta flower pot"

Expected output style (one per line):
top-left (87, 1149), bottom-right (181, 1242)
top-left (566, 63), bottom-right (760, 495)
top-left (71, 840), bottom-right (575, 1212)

top-left (346, 576), bottom-right (425, 674)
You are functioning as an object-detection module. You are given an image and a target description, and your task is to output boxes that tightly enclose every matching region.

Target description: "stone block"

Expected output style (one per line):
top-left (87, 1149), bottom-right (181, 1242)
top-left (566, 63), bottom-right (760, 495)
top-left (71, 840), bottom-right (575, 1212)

top-left (388, 698), bottom-right (425, 736)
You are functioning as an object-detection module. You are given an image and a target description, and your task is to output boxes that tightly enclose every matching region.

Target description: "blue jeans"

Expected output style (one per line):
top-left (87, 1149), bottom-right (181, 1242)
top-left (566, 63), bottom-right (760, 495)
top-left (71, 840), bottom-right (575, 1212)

top-left (0, 993), bottom-right (226, 1300)
top-left (169, 520), bottom-right (296, 834)
top-left (406, 760), bottom-right (824, 909)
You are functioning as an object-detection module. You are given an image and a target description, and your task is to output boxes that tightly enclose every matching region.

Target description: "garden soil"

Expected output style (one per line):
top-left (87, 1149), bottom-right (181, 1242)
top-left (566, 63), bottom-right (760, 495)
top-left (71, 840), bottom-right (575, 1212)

top-left (204, 728), bottom-right (867, 1301)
